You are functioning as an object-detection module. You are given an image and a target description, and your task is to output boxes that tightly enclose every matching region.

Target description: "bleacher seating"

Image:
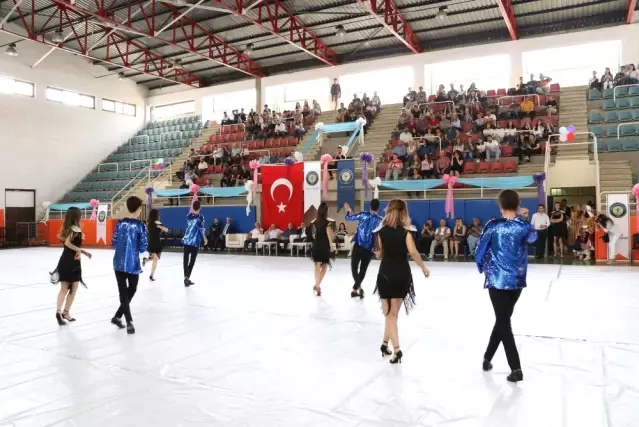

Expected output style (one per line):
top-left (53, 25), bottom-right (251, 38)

top-left (61, 115), bottom-right (204, 202)
top-left (587, 85), bottom-right (639, 152)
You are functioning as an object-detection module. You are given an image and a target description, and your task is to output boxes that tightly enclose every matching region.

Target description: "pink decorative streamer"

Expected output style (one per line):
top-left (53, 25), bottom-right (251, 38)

top-left (89, 199), bottom-right (99, 220)
top-left (249, 160), bottom-right (260, 198)
top-left (320, 154), bottom-right (333, 199)
top-left (190, 184), bottom-right (200, 213)
top-left (442, 174), bottom-right (457, 218)
top-left (632, 184), bottom-right (639, 230)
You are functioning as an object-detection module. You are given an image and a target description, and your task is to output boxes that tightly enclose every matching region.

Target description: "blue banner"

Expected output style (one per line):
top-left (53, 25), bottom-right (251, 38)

top-left (337, 159), bottom-right (355, 211)
top-left (50, 203), bottom-right (92, 211)
top-left (379, 176), bottom-right (535, 191)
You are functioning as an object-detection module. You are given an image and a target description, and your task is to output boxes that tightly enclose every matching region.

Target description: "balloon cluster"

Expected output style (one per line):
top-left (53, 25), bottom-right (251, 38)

top-left (559, 125), bottom-right (576, 142)
top-left (153, 158), bottom-right (165, 169)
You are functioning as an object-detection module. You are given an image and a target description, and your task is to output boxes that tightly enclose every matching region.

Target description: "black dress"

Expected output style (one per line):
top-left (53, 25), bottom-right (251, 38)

top-left (375, 226), bottom-right (415, 314)
top-left (147, 221), bottom-right (163, 257)
top-left (50, 232), bottom-right (86, 288)
top-left (311, 221), bottom-right (334, 265)
top-left (550, 209), bottom-right (567, 239)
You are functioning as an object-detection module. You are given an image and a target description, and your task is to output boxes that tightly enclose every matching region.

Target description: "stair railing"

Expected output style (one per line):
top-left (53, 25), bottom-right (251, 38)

top-left (109, 166), bottom-right (151, 217)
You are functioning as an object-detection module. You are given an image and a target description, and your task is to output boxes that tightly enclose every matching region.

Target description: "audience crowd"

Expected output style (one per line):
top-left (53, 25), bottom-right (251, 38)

top-left (589, 64), bottom-right (639, 91)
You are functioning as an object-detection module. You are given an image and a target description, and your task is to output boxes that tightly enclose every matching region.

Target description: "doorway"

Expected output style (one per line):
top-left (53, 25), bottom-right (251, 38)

top-left (4, 189), bottom-right (36, 243)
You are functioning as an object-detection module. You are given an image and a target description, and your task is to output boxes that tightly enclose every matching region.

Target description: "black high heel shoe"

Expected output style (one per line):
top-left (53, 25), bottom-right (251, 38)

top-left (380, 341), bottom-right (392, 357)
top-left (150, 275), bottom-right (155, 282)
top-left (62, 310), bottom-right (76, 322)
top-left (56, 312), bottom-right (66, 326)
top-left (390, 348), bottom-right (403, 364)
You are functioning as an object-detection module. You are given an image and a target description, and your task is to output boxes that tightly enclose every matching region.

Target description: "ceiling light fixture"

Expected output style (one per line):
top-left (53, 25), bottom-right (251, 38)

top-left (52, 29), bottom-right (64, 44)
top-left (5, 43), bottom-right (18, 57)
top-left (118, 72), bottom-right (125, 80)
top-left (245, 43), bottom-right (254, 56)
top-left (436, 6), bottom-right (447, 21)
top-left (336, 25), bottom-right (346, 37)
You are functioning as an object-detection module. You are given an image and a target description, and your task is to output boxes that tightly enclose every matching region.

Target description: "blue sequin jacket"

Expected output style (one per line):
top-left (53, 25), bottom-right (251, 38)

top-left (475, 217), bottom-right (537, 290)
top-left (112, 218), bottom-right (148, 274)
top-left (345, 211), bottom-right (383, 252)
top-left (183, 213), bottom-right (206, 247)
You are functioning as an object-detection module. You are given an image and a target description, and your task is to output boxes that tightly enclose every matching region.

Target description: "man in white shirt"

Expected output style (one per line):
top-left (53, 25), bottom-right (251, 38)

top-left (265, 224), bottom-right (282, 241)
top-left (475, 139), bottom-right (486, 159)
top-left (273, 119), bottom-right (287, 137)
top-left (485, 135), bottom-right (500, 161)
top-left (243, 222), bottom-right (263, 252)
top-left (213, 145), bottom-right (223, 165)
top-left (399, 129), bottom-right (412, 144)
top-left (428, 219), bottom-right (451, 260)
top-left (530, 204), bottom-right (550, 259)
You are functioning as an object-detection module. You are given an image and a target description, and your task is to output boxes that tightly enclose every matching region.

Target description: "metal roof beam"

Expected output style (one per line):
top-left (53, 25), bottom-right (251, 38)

top-left (496, 0), bottom-right (518, 40)
top-left (209, 0), bottom-right (337, 66)
top-left (627, 0), bottom-right (637, 23)
top-left (355, 0), bottom-right (421, 54)
top-left (47, 0), bottom-right (262, 77)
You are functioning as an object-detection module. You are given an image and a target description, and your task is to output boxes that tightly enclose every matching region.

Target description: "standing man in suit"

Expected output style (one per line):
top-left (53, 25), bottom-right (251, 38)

top-left (219, 217), bottom-right (234, 251)
top-left (208, 218), bottom-right (222, 251)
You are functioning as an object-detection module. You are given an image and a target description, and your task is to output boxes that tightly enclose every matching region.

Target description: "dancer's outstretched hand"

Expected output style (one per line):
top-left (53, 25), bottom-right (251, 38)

top-left (422, 266), bottom-right (430, 278)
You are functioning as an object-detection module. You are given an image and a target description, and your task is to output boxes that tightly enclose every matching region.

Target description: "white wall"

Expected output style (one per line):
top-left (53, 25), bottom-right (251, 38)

top-left (147, 22), bottom-right (639, 112)
top-left (0, 32), bottom-right (147, 209)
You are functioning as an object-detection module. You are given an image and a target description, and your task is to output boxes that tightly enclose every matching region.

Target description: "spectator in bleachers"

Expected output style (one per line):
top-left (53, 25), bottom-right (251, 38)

top-left (627, 64), bottom-right (639, 84)
top-left (410, 103), bottom-right (421, 119)
top-left (302, 101), bottom-right (311, 118)
top-left (450, 150), bottom-right (463, 177)
top-left (462, 140), bottom-right (476, 161)
top-left (589, 71), bottom-right (600, 90)
top-left (515, 76), bottom-right (526, 95)
top-left (475, 139), bottom-right (486, 160)
top-left (601, 68), bottom-right (614, 89)
top-left (466, 217), bottom-right (482, 255)
top-left (335, 103), bottom-right (347, 122)
top-left (407, 116), bottom-right (417, 135)
top-left (403, 87), bottom-right (416, 106)
top-left (330, 78), bottom-right (341, 111)
top-left (263, 104), bottom-right (271, 114)
top-left (515, 134), bottom-right (531, 165)
top-left (312, 100), bottom-right (321, 117)
top-left (485, 136), bottom-right (500, 161)
top-left (407, 138), bottom-right (417, 166)
top-left (544, 95), bottom-right (558, 116)
top-left (536, 73), bottom-right (552, 94)
top-left (372, 91), bottom-right (381, 110)
top-left (222, 112), bottom-right (233, 125)
top-left (520, 97), bottom-right (535, 119)
top-left (293, 119), bottom-right (305, 140)
top-left (231, 143), bottom-right (241, 157)
top-left (504, 120), bottom-right (517, 144)
top-left (420, 154), bottom-right (434, 178)
top-left (450, 113), bottom-right (461, 131)
top-left (385, 153), bottom-right (404, 180)
top-left (435, 152), bottom-right (451, 177)
top-left (428, 219), bottom-right (451, 260)
top-left (447, 84), bottom-right (459, 101)
top-left (393, 138), bottom-right (408, 161)
top-left (329, 147), bottom-right (345, 179)
top-left (472, 113), bottom-right (485, 133)
top-left (416, 86), bottom-right (427, 105)
top-left (419, 219), bottom-right (435, 253)
top-left (444, 125), bottom-right (459, 146)
top-left (525, 74), bottom-right (538, 94)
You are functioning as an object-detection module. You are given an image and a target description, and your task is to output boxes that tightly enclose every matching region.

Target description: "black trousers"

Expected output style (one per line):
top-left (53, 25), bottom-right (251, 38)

top-left (244, 238), bottom-right (259, 251)
top-left (351, 244), bottom-right (373, 290)
top-left (209, 235), bottom-right (224, 250)
top-left (114, 271), bottom-right (139, 324)
top-left (535, 229), bottom-right (548, 258)
top-left (183, 245), bottom-right (199, 278)
top-left (484, 288), bottom-right (522, 371)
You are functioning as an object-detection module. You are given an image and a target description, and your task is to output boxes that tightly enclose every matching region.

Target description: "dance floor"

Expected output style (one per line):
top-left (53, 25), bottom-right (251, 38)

top-left (0, 248), bottom-right (638, 427)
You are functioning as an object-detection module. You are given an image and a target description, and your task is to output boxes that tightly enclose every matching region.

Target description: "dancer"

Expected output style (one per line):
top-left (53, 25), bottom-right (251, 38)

top-left (50, 207), bottom-right (92, 326)
top-left (142, 209), bottom-right (169, 281)
top-left (596, 213), bottom-right (619, 264)
top-left (344, 199), bottom-right (382, 299)
top-left (374, 199), bottom-right (430, 364)
top-left (111, 196), bottom-right (147, 334)
top-left (311, 202), bottom-right (336, 296)
top-left (183, 201), bottom-right (207, 287)
top-left (475, 189), bottom-right (537, 382)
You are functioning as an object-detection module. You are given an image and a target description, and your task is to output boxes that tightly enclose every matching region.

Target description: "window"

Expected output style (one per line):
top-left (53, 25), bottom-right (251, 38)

top-left (0, 75), bottom-right (35, 97)
top-left (103, 98), bottom-right (136, 116)
top-left (425, 55), bottom-right (510, 95)
top-left (206, 89), bottom-right (256, 123)
top-left (522, 41), bottom-right (621, 88)
top-left (340, 68), bottom-right (413, 106)
top-left (265, 78), bottom-right (328, 112)
top-left (153, 100), bottom-right (195, 119)
top-left (46, 87), bottom-right (95, 109)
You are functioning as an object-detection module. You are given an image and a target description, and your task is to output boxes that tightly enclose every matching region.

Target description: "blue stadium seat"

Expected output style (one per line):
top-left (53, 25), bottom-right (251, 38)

top-left (620, 124), bottom-right (635, 136)
top-left (616, 86), bottom-right (630, 97)
top-left (604, 111), bottom-right (618, 122)
top-left (616, 99), bottom-right (630, 109)
top-left (605, 126), bottom-right (618, 137)
top-left (602, 99), bottom-right (616, 110)
top-left (589, 126), bottom-right (603, 137)
top-left (622, 140), bottom-right (639, 151)
top-left (589, 112), bottom-right (604, 123)
top-left (630, 86), bottom-right (639, 96)
top-left (607, 140), bottom-right (622, 151)
top-left (618, 111), bottom-right (632, 121)
top-left (588, 89), bottom-right (601, 100)
top-left (603, 88), bottom-right (614, 99)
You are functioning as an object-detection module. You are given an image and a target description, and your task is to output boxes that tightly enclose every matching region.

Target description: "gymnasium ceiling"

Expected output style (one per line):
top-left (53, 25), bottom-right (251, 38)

top-left (0, 0), bottom-right (635, 90)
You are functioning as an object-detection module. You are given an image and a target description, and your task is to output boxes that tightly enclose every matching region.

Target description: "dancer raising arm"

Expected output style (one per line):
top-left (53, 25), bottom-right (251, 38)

top-left (183, 201), bottom-right (207, 287)
top-left (142, 209), bottom-right (169, 282)
top-left (475, 190), bottom-right (537, 382)
top-left (50, 207), bottom-right (92, 325)
top-left (374, 199), bottom-right (430, 364)
top-left (344, 199), bottom-right (382, 299)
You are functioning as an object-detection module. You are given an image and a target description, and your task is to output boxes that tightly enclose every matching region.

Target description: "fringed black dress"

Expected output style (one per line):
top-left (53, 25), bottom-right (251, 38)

top-left (374, 225), bottom-right (415, 314)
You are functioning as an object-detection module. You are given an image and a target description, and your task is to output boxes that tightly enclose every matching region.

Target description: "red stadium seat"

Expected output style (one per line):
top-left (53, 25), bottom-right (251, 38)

top-left (428, 95), bottom-right (436, 103)
top-left (208, 135), bottom-right (215, 143)
top-left (248, 141), bottom-right (256, 150)
top-left (500, 144), bottom-right (514, 157)
top-left (462, 161), bottom-right (477, 174)
top-left (207, 165), bottom-right (215, 173)
top-left (489, 162), bottom-right (503, 173)
top-left (231, 125), bottom-right (238, 133)
top-left (223, 134), bottom-right (230, 143)
top-left (222, 126), bottom-right (231, 134)
top-left (487, 89), bottom-right (496, 97)
top-left (383, 151), bottom-right (392, 162)
top-left (550, 83), bottom-right (560, 92)
top-left (238, 123), bottom-right (245, 131)
top-left (272, 138), bottom-right (281, 148)
top-left (265, 138), bottom-right (274, 148)
top-left (379, 168), bottom-right (387, 178)
top-left (256, 140), bottom-right (265, 149)
top-left (477, 161), bottom-right (490, 174)
top-left (497, 88), bottom-right (507, 96)
top-left (503, 159), bottom-right (517, 173)
top-left (282, 148), bottom-right (291, 157)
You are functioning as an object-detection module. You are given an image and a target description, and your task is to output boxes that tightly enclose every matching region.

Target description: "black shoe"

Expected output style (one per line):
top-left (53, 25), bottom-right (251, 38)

top-left (482, 359), bottom-right (493, 371)
top-left (111, 317), bottom-right (125, 329)
top-left (184, 278), bottom-right (190, 287)
top-left (350, 289), bottom-right (358, 298)
top-left (187, 278), bottom-right (194, 286)
top-left (390, 349), bottom-right (403, 364)
top-left (507, 369), bottom-right (523, 382)
top-left (62, 311), bottom-right (76, 322)
top-left (380, 341), bottom-right (393, 357)
top-left (126, 323), bottom-right (136, 334)
top-left (359, 288), bottom-right (364, 299)
top-left (150, 275), bottom-right (155, 282)
top-left (56, 312), bottom-right (66, 326)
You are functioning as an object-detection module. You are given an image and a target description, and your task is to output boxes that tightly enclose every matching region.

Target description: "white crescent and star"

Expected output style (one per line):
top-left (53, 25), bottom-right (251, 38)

top-left (270, 178), bottom-right (293, 212)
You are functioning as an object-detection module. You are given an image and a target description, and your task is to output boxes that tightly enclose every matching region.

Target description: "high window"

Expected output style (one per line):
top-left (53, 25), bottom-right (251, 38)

top-left (46, 87), bottom-right (95, 109)
top-left (103, 99), bottom-right (136, 116)
top-left (0, 75), bottom-right (35, 97)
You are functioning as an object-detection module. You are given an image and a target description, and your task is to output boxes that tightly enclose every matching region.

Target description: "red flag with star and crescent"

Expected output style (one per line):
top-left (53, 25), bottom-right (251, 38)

top-left (261, 163), bottom-right (304, 230)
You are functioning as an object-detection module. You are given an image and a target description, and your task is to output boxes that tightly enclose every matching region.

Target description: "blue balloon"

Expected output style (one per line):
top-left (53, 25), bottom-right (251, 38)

top-left (559, 126), bottom-right (567, 134)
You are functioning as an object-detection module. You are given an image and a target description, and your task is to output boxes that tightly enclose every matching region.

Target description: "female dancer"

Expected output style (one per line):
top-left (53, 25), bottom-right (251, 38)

top-left (374, 199), bottom-right (430, 363)
top-left (549, 201), bottom-right (567, 257)
top-left (596, 213), bottom-right (619, 264)
top-left (50, 207), bottom-right (92, 325)
top-left (142, 208), bottom-right (169, 281)
top-left (311, 202), bottom-right (336, 296)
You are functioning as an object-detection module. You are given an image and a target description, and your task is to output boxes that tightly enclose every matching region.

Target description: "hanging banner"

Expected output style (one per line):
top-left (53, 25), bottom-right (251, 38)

top-left (337, 159), bottom-right (355, 212)
top-left (606, 193), bottom-right (630, 260)
top-left (304, 161), bottom-right (321, 214)
top-left (96, 204), bottom-right (108, 244)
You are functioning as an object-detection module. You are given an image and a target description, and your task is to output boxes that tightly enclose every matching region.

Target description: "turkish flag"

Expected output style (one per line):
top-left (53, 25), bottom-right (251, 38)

top-left (261, 163), bottom-right (304, 230)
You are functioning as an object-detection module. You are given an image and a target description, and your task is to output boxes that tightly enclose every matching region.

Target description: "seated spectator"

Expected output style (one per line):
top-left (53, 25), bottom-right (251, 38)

top-left (335, 222), bottom-right (348, 248)
top-left (336, 103), bottom-right (347, 122)
top-left (293, 119), bottom-right (305, 140)
top-left (293, 222), bottom-right (313, 243)
top-left (450, 217), bottom-right (466, 257)
top-left (515, 133), bottom-right (531, 164)
top-left (466, 217), bottom-right (482, 255)
top-left (410, 157), bottom-right (421, 181)
top-left (169, 180), bottom-right (188, 206)
top-left (529, 134), bottom-right (541, 156)
top-left (231, 143), bottom-right (241, 157)
top-left (417, 138), bottom-right (429, 158)
top-left (329, 146), bottom-right (345, 179)
top-left (536, 73), bottom-right (552, 94)
top-left (403, 87), bottom-right (416, 106)
top-left (447, 84), bottom-right (458, 101)
top-left (462, 140), bottom-right (476, 161)
top-left (444, 126), bottom-right (459, 146)
top-left (452, 139), bottom-right (464, 153)
top-left (472, 113), bottom-right (485, 133)
top-left (450, 150), bottom-right (463, 177)
top-left (435, 152), bottom-right (451, 176)
top-left (302, 101), bottom-right (311, 118)
top-left (221, 112), bottom-right (233, 125)
top-left (243, 222), bottom-right (264, 251)
top-left (515, 76), bottom-right (526, 95)
top-left (416, 86), bottom-right (427, 105)
top-left (273, 119), bottom-right (287, 137)
top-left (545, 95), bottom-right (558, 116)
top-left (385, 153), bottom-right (404, 180)
top-left (450, 113), bottom-right (461, 131)
top-left (520, 97), bottom-right (535, 119)
top-left (263, 104), bottom-right (271, 114)
top-left (601, 67), bottom-right (614, 90)
top-left (207, 218), bottom-right (222, 251)
top-left (475, 139), bottom-right (486, 160)
top-left (589, 71), bottom-right (600, 90)
top-left (407, 138), bottom-right (417, 164)
top-left (416, 113), bottom-right (428, 136)
top-left (428, 219), bottom-right (451, 260)
top-left (399, 129), bottom-right (412, 146)
top-left (411, 103), bottom-right (421, 119)
top-left (419, 219), bottom-right (435, 253)
top-left (525, 74), bottom-right (538, 94)
top-left (485, 135), bottom-right (500, 161)
top-left (420, 154), bottom-right (434, 178)
top-left (392, 139), bottom-right (408, 161)
top-left (312, 99), bottom-right (321, 117)
top-left (264, 224), bottom-right (282, 246)
top-left (279, 223), bottom-right (298, 251)
top-left (197, 158), bottom-right (208, 175)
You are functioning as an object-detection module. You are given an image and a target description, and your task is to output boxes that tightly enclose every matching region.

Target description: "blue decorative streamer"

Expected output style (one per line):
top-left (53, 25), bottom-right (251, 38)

top-left (379, 176), bottom-right (535, 191)
top-left (50, 203), bottom-right (92, 211)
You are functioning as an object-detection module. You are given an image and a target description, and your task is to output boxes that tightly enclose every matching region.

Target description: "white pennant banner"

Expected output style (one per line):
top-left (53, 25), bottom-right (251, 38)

top-left (304, 161), bottom-right (321, 213)
top-left (96, 204), bottom-right (108, 244)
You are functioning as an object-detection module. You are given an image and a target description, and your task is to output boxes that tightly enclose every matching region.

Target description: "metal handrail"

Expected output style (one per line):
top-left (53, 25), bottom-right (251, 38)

top-left (497, 94), bottom-right (540, 106)
top-left (613, 83), bottom-right (639, 101)
top-left (616, 121), bottom-right (639, 138)
top-left (375, 184), bottom-right (538, 201)
top-left (98, 162), bottom-right (119, 173)
top-left (129, 159), bottom-right (152, 171)
top-left (110, 166), bottom-right (151, 217)
top-left (418, 100), bottom-right (455, 111)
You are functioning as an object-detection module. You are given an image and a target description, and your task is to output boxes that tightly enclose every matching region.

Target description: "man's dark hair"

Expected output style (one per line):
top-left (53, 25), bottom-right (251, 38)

top-left (192, 201), bottom-right (201, 212)
top-left (538, 203), bottom-right (545, 208)
top-left (370, 199), bottom-right (380, 212)
top-left (126, 196), bottom-right (142, 214)
top-left (498, 189), bottom-right (520, 211)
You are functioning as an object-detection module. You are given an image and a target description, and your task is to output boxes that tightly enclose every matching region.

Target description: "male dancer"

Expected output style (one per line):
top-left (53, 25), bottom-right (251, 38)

top-left (111, 196), bottom-right (147, 334)
top-left (183, 201), bottom-right (207, 287)
top-left (344, 199), bottom-right (382, 299)
top-left (475, 190), bottom-right (537, 382)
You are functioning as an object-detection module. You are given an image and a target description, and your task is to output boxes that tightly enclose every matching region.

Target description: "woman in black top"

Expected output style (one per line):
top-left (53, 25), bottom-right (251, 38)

top-left (374, 199), bottom-right (430, 364)
top-left (311, 203), bottom-right (336, 296)
top-left (549, 202), bottom-right (567, 257)
top-left (143, 209), bottom-right (169, 281)
top-left (450, 150), bottom-right (464, 177)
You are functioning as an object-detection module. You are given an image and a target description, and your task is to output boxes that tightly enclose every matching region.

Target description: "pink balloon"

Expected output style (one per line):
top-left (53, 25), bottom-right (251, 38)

top-left (559, 134), bottom-right (568, 142)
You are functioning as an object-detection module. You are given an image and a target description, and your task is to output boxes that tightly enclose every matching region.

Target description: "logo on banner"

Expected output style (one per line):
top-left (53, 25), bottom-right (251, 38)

top-left (306, 171), bottom-right (319, 187)
top-left (96, 204), bottom-right (108, 244)
top-left (98, 210), bottom-right (107, 222)
top-left (609, 202), bottom-right (627, 218)
top-left (339, 168), bottom-right (354, 185)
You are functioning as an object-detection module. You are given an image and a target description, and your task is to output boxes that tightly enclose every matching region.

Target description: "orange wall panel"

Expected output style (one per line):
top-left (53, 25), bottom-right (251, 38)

top-left (46, 218), bottom-right (118, 247)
